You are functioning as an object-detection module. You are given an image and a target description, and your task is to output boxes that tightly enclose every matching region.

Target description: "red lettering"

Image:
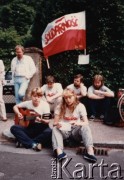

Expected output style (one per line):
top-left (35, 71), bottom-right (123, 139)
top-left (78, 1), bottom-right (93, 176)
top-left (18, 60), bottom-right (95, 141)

top-left (44, 17), bottom-right (78, 45)
top-left (64, 116), bottom-right (78, 121)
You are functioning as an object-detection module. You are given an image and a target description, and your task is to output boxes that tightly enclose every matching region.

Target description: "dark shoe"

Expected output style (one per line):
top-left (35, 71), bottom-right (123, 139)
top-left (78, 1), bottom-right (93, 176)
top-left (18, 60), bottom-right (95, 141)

top-left (57, 152), bottom-right (67, 161)
top-left (16, 141), bottom-right (23, 148)
top-left (104, 121), bottom-right (114, 126)
top-left (89, 115), bottom-right (95, 121)
top-left (32, 143), bottom-right (42, 151)
top-left (83, 153), bottom-right (97, 163)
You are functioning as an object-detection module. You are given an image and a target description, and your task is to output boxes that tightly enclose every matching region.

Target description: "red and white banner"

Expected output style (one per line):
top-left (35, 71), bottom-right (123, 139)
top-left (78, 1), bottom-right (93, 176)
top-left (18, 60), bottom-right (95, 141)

top-left (42, 11), bottom-right (86, 57)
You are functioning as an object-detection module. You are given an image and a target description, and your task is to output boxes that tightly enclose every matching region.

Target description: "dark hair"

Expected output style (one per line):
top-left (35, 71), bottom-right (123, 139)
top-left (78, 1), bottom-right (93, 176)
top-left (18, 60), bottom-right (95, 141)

top-left (46, 75), bottom-right (55, 83)
top-left (74, 74), bottom-right (83, 82)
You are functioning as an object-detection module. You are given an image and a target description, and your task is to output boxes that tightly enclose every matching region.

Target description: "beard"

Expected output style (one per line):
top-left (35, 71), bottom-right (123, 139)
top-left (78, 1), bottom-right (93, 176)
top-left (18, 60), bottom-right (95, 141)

top-left (93, 85), bottom-right (102, 90)
top-left (74, 84), bottom-right (80, 88)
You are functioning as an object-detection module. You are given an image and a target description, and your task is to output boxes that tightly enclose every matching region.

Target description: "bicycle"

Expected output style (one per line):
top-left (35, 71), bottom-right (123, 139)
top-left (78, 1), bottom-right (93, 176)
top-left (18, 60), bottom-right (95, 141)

top-left (117, 89), bottom-right (124, 122)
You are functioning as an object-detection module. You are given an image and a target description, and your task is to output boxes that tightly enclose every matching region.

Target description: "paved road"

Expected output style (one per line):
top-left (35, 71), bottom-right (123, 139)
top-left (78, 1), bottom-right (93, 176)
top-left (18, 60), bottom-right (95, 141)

top-left (0, 146), bottom-right (124, 180)
top-left (0, 116), bottom-right (124, 180)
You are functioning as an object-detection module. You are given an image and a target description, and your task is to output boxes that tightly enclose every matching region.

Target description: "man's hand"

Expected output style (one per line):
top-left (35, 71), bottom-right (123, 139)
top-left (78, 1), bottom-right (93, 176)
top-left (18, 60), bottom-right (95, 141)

top-left (17, 112), bottom-right (23, 120)
top-left (35, 116), bottom-right (49, 124)
top-left (53, 122), bottom-right (62, 129)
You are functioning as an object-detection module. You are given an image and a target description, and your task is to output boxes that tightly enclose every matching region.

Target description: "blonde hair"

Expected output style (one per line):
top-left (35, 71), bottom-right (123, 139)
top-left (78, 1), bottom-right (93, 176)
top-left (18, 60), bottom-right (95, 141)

top-left (31, 87), bottom-right (42, 97)
top-left (60, 89), bottom-right (79, 118)
top-left (93, 74), bottom-right (104, 86)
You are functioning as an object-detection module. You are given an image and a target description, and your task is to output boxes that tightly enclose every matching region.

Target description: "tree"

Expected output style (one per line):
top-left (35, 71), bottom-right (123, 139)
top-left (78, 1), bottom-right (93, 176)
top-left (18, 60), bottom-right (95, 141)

top-left (0, 0), bottom-right (123, 92)
top-left (31, 0), bottom-right (124, 92)
top-left (0, 0), bottom-right (36, 65)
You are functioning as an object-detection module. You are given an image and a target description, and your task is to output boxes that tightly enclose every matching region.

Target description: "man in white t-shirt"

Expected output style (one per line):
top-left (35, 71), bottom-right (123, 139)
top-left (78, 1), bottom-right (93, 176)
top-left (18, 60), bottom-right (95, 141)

top-left (41, 75), bottom-right (63, 114)
top-left (67, 74), bottom-right (87, 100)
top-left (11, 45), bottom-right (36, 104)
top-left (87, 74), bottom-right (114, 122)
top-left (10, 87), bottom-right (52, 151)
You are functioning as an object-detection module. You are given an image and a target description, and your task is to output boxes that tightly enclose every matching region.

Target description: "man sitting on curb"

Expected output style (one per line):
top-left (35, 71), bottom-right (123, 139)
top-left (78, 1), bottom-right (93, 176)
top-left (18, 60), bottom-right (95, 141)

top-left (67, 74), bottom-right (87, 101)
top-left (10, 87), bottom-right (52, 151)
top-left (87, 74), bottom-right (114, 123)
top-left (41, 75), bottom-right (63, 116)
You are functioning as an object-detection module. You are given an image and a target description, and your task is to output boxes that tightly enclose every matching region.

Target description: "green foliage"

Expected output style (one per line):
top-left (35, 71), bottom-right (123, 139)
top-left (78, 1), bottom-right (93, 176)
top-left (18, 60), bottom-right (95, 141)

top-left (0, 0), bottom-right (36, 68)
top-left (0, 27), bottom-right (22, 69)
top-left (0, 0), bottom-right (123, 93)
top-left (41, 0), bottom-right (124, 93)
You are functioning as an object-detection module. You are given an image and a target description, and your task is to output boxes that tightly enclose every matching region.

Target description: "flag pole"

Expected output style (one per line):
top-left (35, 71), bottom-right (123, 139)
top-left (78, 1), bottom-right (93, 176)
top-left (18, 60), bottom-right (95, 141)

top-left (84, 11), bottom-right (86, 55)
top-left (46, 57), bottom-right (50, 69)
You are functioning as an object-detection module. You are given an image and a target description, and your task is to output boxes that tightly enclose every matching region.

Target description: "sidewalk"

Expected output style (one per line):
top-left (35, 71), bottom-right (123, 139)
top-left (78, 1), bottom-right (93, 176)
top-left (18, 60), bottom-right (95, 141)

top-left (0, 113), bottom-right (124, 150)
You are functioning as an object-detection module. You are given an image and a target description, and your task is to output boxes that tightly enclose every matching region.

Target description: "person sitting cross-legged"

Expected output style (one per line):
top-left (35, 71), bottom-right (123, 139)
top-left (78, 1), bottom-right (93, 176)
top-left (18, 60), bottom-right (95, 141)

top-left (52, 89), bottom-right (97, 163)
top-left (10, 87), bottom-right (52, 151)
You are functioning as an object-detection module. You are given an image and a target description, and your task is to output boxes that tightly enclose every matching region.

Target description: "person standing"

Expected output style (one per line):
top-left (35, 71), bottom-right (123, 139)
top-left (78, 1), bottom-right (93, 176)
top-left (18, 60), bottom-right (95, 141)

top-left (87, 74), bottom-right (114, 122)
top-left (0, 60), bottom-right (7, 121)
top-left (11, 45), bottom-right (36, 104)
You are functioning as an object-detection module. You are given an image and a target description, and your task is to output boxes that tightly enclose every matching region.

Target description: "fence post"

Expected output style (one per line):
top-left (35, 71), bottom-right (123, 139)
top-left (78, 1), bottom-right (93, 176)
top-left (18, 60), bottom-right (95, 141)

top-left (24, 47), bottom-right (43, 100)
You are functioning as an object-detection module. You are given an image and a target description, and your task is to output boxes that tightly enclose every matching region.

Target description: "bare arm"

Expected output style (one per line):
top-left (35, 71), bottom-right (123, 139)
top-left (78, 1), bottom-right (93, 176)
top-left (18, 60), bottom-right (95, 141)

top-left (80, 84), bottom-right (87, 97)
top-left (53, 114), bottom-right (60, 126)
top-left (87, 93), bottom-right (104, 99)
top-left (94, 90), bottom-right (114, 97)
top-left (13, 105), bottom-right (23, 119)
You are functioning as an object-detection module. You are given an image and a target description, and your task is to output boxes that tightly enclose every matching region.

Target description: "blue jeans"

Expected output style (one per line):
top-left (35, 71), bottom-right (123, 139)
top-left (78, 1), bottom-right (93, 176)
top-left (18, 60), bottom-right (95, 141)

top-left (10, 123), bottom-right (52, 149)
top-left (88, 97), bottom-right (111, 118)
top-left (14, 76), bottom-right (29, 104)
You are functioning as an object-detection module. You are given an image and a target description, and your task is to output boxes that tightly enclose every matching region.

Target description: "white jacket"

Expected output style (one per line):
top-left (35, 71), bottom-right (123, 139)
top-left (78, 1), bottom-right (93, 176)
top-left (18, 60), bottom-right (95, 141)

top-left (11, 55), bottom-right (36, 79)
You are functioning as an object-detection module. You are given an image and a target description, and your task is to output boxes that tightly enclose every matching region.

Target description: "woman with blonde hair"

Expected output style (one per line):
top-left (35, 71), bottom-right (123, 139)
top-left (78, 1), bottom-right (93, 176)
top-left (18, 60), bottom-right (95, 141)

top-left (52, 89), bottom-right (97, 163)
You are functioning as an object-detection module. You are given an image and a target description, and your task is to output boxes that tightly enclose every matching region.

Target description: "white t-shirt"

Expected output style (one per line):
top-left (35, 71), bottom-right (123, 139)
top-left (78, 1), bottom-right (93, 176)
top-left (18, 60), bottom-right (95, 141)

top-left (88, 85), bottom-right (114, 97)
top-left (67, 83), bottom-right (87, 96)
top-left (41, 83), bottom-right (63, 97)
top-left (18, 100), bottom-right (50, 116)
top-left (56, 103), bottom-right (87, 123)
